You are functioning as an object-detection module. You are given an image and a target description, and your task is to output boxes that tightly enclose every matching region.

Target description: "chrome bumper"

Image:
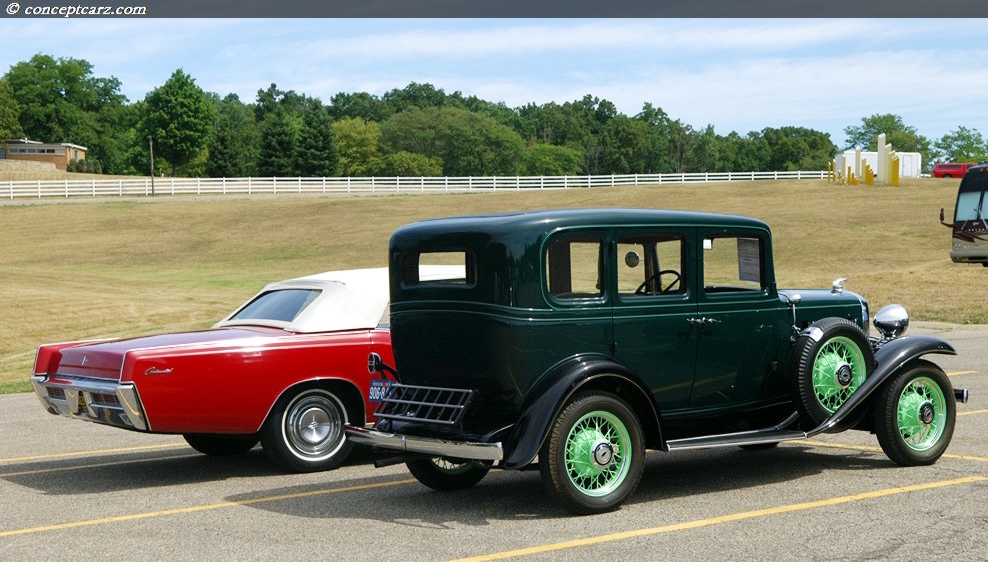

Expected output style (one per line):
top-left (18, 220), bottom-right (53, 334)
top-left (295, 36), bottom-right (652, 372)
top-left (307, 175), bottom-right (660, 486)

top-left (344, 424), bottom-right (503, 462)
top-left (30, 375), bottom-right (149, 431)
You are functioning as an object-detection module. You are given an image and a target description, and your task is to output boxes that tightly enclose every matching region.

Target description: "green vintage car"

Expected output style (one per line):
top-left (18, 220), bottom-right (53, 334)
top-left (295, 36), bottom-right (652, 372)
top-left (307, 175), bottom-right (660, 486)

top-left (346, 208), bottom-right (967, 515)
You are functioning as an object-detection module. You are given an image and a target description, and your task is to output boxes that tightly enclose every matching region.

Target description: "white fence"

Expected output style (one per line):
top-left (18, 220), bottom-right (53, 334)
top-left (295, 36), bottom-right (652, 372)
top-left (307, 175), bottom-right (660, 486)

top-left (2, 170), bottom-right (827, 200)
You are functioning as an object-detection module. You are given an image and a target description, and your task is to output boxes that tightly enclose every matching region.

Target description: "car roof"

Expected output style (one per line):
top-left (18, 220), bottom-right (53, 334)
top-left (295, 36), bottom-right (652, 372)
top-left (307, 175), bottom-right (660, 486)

top-left (214, 266), bottom-right (463, 333)
top-left (396, 208), bottom-right (769, 233)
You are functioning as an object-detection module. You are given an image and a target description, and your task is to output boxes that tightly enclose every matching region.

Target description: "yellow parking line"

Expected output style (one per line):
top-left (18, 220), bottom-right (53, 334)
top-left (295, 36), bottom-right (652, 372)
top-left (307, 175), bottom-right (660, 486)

top-left (959, 409), bottom-right (988, 416)
top-left (803, 440), bottom-right (882, 453)
top-left (447, 476), bottom-right (986, 562)
top-left (0, 478), bottom-right (417, 538)
top-left (804, 439), bottom-right (988, 463)
top-left (0, 453), bottom-right (200, 478)
top-left (947, 370), bottom-right (978, 377)
top-left (0, 442), bottom-right (188, 464)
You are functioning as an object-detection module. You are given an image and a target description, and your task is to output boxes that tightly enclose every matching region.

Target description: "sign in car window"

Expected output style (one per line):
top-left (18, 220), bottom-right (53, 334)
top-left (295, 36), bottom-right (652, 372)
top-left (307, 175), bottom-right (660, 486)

top-left (737, 238), bottom-right (761, 284)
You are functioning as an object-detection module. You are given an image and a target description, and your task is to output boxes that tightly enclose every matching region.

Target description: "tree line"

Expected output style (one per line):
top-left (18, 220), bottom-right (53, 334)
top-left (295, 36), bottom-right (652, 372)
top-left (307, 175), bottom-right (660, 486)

top-left (1, 54), bottom-right (985, 178)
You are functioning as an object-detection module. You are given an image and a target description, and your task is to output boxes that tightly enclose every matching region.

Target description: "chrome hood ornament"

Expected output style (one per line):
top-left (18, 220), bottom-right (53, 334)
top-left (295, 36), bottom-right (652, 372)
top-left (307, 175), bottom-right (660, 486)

top-left (831, 277), bottom-right (848, 294)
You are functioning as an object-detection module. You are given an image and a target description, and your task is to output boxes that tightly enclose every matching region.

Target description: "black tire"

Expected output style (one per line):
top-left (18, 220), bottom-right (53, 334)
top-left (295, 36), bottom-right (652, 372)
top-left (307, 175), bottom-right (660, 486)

top-left (260, 387), bottom-right (354, 472)
top-left (539, 390), bottom-right (645, 515)
top-left (873, 360), bottom-right (956, 466)
top-left (405, 457), bottom-right (492, 491)
top-left (791, 318), bottom-right (874, 428)
top-left (183, 434), bottom-right (258, 456)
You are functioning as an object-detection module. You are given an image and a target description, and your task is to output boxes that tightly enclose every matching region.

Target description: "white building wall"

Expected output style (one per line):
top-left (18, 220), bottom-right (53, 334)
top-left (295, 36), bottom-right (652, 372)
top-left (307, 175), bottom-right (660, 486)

top-left (836, 150), bottom-right (922, 179)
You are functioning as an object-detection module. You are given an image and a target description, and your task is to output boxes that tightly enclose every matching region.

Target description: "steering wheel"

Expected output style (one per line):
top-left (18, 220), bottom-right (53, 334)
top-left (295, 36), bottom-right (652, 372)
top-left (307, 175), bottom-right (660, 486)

top-left (635, 269), bottom-right (681, 295)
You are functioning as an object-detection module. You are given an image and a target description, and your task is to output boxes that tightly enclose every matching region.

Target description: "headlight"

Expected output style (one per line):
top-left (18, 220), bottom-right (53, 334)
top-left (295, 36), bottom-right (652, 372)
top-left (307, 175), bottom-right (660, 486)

top-left (873, 304), bottom-right (909, 338)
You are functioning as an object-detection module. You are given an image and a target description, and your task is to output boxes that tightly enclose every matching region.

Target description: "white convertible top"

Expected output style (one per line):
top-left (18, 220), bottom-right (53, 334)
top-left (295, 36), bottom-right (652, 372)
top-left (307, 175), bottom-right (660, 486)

top-left (213, 266), bottom-right (463, 333)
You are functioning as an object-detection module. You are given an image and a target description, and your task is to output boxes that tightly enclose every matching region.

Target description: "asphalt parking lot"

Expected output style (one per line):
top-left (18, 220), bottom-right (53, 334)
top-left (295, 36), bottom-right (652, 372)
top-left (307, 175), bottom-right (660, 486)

top-left (2, 322), bottom-right (986, 562)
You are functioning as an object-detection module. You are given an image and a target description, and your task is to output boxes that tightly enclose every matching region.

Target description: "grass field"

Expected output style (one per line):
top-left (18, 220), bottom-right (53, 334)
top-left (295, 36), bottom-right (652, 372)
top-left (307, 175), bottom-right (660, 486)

top-left (1, 176), bottom-right (980, 393)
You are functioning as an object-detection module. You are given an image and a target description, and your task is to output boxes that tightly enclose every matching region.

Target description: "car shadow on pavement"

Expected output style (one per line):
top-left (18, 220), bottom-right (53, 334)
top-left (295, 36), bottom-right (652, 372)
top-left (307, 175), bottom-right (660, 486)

top-left (1, 446), bottom-right (289, 494)
top-left (0, 441), bottom-right (397, 495)
top-left (227, 443), bottom-right (896, 526)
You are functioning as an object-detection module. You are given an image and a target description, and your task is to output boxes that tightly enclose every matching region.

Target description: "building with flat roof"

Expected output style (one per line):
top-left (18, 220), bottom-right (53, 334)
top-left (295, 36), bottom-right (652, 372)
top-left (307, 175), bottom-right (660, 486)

top-left (1, 139), bottom-right (87, 171)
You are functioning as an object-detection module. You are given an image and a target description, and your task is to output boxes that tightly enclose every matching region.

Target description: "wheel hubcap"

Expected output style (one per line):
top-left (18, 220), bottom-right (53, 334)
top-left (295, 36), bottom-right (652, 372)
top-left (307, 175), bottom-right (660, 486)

top-left (285, 394), bottom-right (343, 458)
top-left (835, 364), bottom-right (854, 387)
top-left (592, 440), bottom-right (614, 466)
top-left (298, 407), bottom-right (331, 444)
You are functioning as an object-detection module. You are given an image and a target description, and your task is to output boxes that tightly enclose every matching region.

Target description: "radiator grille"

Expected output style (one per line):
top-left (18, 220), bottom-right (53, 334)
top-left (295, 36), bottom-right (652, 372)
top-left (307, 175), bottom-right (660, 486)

top-left (374, 384), bottom-right (474, 426)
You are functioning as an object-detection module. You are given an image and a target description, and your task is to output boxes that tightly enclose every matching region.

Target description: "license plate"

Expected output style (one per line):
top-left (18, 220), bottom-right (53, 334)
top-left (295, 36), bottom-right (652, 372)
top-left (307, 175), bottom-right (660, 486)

top-left (369, 379), bottom-right (393, 402)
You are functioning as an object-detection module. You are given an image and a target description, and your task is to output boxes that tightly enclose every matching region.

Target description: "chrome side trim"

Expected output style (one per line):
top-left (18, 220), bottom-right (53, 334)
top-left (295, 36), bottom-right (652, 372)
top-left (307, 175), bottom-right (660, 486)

top-left (30, 375), bottom-right (149, 431)
top-left (344, 424), bottom-right (503, 462)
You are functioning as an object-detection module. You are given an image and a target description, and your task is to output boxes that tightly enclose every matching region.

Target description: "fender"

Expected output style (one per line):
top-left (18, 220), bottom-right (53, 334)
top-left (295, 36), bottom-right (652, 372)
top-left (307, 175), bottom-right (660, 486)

top-left (871, 335), bottom-right (956, 380)
top-left (501, 354), bottom-right (660, 469)
top-left (809, 335), bottom-right (956, 434)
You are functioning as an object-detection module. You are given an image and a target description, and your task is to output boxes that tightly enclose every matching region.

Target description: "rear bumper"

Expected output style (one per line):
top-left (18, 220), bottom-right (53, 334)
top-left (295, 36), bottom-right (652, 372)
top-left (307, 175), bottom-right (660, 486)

top-left (344, 424), bottom-right (503, 462)
top-left (30, 375), bottom-right (149, 431)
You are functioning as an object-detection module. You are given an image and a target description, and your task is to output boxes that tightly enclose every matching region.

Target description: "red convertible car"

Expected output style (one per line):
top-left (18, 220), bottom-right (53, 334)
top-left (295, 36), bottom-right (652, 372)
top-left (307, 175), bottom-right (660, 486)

top-left (30, 267), bottom-right (458, 472)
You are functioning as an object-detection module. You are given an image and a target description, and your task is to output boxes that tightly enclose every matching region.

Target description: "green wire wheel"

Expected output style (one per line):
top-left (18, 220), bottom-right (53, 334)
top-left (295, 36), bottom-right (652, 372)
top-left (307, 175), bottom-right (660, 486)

top-left (791, 317), bottom-right (874, 428)
top-left (540, 390), bottom-right (644, 515)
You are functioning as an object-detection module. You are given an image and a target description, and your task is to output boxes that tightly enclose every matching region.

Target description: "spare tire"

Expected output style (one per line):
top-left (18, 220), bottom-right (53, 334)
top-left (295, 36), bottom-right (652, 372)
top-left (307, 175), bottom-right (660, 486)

top-left (791, 317), bottom-right (874, 428)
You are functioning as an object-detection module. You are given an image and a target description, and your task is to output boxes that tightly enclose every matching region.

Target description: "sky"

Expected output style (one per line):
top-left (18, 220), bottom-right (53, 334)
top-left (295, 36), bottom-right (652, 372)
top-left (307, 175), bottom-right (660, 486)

top-left (2, 18), bottom-right (988, 150)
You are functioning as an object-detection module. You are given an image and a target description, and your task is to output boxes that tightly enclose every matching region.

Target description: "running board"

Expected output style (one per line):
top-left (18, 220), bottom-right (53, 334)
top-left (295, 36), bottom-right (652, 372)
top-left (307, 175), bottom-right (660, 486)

top-left (666, 429), bottom-right (808, 451)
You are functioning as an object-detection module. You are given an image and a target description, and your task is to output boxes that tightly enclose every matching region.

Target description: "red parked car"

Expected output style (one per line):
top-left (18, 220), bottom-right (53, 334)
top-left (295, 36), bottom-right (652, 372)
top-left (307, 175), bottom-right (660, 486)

top-left (932, 162), bottom-right (975, 178)
top-left (29, 267), bottom-right (460, 472)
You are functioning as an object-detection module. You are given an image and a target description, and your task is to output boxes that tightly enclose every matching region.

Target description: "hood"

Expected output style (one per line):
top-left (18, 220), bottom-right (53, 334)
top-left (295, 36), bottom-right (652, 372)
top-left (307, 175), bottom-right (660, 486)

top-left (779, 288), bottom-right (870, 332)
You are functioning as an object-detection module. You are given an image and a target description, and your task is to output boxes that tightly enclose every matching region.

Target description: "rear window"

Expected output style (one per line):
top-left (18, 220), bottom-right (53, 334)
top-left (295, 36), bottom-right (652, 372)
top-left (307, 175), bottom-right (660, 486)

top-left (230, 289), bottom-right (321, 322)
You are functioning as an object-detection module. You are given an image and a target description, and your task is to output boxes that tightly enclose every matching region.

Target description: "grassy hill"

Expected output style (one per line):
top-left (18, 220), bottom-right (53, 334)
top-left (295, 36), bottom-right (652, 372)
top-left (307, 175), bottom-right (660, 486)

top-left (1, 176), bottom-right (977, 392)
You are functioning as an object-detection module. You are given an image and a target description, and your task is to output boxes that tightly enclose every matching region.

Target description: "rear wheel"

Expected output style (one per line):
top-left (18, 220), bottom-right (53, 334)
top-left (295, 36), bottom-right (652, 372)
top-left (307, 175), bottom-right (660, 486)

top-left (873, 360), bottom-right (955, 466)
top-left (260, 387), bottom-right (354, 472)
top-left (540, 391), bottom-right (644, 515)
top-left (791, 318), bottom-right (873, 428)
top-left (406, 457), bottom-right (492, 491)
top-left (183, 434), bottom-right (258, 456)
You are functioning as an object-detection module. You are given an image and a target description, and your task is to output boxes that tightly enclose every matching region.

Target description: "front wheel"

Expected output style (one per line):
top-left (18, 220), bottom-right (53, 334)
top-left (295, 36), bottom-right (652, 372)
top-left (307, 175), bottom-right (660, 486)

top-left (406, 457), bottom-right (492, 491)
top-left (873, 360), bottom-right (955, 466)
top-left (540, 391), bottom-right (645, 515)
top-left (260, 387), bottom-right (354, 472)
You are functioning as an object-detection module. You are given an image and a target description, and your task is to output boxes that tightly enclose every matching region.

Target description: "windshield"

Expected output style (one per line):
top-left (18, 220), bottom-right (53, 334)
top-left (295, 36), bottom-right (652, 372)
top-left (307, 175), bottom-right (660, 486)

top-left (229, 289), bottom-right (321, 323)
top-left (955, 191), bottom-right (987, 222)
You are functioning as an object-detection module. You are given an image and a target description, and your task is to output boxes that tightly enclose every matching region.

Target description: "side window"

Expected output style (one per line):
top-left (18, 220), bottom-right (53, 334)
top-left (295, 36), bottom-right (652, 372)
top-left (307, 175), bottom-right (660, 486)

top-left (703, 236), bottom-right (764, 292)
top-left (400, 251), bottom-right (475, 286)
top-left (617, 235), bottom-right (685, 296)
top-left (546, 236), bottom-right (604, 299)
